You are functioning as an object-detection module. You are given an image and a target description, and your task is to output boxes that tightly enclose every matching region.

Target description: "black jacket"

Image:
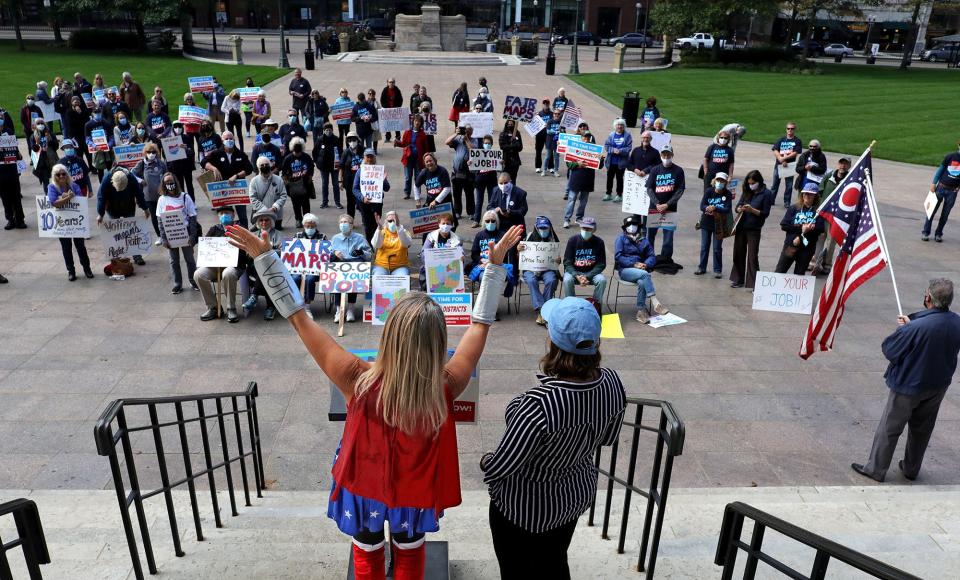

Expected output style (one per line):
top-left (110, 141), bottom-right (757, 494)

top-left (499, 131), bottom-right (523, 169)
top-left (203, 148), bottom-right (253, 181)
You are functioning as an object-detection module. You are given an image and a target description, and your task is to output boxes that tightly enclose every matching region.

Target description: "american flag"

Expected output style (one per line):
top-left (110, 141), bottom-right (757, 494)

top-left (800, 150), bottom-right (887, 359)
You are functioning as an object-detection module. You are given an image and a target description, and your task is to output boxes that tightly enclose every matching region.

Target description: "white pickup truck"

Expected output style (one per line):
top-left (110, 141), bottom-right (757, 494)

top-left (675, 33), bottom-right (724, 50)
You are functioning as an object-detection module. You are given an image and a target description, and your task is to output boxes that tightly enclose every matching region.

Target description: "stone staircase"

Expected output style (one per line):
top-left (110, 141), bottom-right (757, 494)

top-left (1, 486), bottom-right (955, 579)
top-left (336, 52), bottom-right (534, 67)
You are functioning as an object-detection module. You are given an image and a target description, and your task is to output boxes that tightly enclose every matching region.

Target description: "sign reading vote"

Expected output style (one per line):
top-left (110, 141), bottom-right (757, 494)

top-left (36, 195), bottom-right (89, 238)
top-left (752, 271), bottom-right (815, 315)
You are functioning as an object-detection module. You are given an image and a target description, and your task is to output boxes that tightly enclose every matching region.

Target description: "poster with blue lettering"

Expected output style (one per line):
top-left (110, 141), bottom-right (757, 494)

top-left (281, 237), bottom-right (333, 275)
top-left (556, 132), bottom-right (582, 156)
top-left (36, 195), bottom-right (89, 238)
top-left (752, 271), bottom-right (815, 315)
top-left (330, 101), bottom-right (354, 122)
top-left (318, 262), bottom-right (371, 294)
top-left (188, 75), bottom-right (216, 93)
top-left (502, 95), bottom-right (537, 122)
top-left (430, 293), bottom-right (472, 326)
top-left (563, 140), bottom-right (603, 169)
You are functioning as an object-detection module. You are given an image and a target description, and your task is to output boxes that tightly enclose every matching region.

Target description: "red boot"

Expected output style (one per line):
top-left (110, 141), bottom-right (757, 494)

top-left (352, 541), bottom-right (386, 580)
top-left (391, 539), bottom-right (426, 580)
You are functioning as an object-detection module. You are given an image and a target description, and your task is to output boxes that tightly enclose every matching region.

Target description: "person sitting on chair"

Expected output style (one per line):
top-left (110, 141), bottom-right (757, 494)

top-left (562, 217), bottom-right (606, 303)
top-left (614, 216), bottom-right (668, 324)
top-left (519, 215), bottom-right (561, 325)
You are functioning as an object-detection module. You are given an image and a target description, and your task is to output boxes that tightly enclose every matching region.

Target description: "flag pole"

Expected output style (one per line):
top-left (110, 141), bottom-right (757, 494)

top-left (864, 167), bottom-right (903, 316)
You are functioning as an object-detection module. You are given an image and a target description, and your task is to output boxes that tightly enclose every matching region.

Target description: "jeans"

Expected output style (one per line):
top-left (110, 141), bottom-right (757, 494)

top-left (771, 163), bottom-right (795, 206)
top-left (372, 265), bottom-right (410, 277)
top-left (59, 237), bottom-right (90, 274)
top-left (544, 143), bottom-right (558, 172)
top-left (320, 169), bottom-right (340, 206)
top-left (698, 227), bottom-right (723, 273)
top-left (168, 245), bottom-right (197, 287)
top-left (403, 164), bottom-right (419, 199)
top-left (646, 227), bottom-right (674, 260)
top-left (618, 267), bottom-right (655, 309)
top-left (562, 272), bottom-right (606, 302)
top-left (292, 273), bottom-right (319, 302)
top-left (194, 266), bottom-right (241, 309)
top-left (922, 185), bottom-right (958, 237)
top-left (522, 270), bottom-right (558, 310)
top-left (469, 264), bottom-right (515, 297)
top-left (564, 191), bottom-right (589, 222)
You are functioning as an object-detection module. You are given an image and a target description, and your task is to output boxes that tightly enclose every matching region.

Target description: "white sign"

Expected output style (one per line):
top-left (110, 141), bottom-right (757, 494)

top-left (161, 136), bottom-right (186, 161)
top-left (0, 135), bottom-right (19, 164)
top-left (468, 149), bottom-right (503, 172)
top-left (423, 246), bottom-right (465, 293)
top-left (359, 164), bottom-right (385, 203)
top-left (523, 115), bottom-right (546, 138)
top-left (37, 101), bottom-right (60, 123)
top-left (924, 190), bottom-right (939, 220)
top-left (560, 106), bottom-right (582, 131)
top-left (556, 132), bottom-right (582, 155)
top-left (649, 312), bottom-right (687, 328)
top-left (197, 237), bottom-right (239, 268)
top-left (622, 172), bottom-right (649, 216)
top-left (752, 271), bottom-right (815, 315)
top-left (519, 241), bottom-right (561, 273)
top-left (458, 112), bottom-right (494, 138)
top-left (647, 210), bottom-right (677, 230)
top-left (100, 217), bottom-right (154, 259)
top-left (160, 210), bottom-right (190, 248)
top-left (650, 132), bottom-right (672, 152)
top-left (318, 262), bottom-right (371, 294)
top-left (36, 195), bottom-right (89, 238)
top-left (378, 107), bottom-right (410, 133)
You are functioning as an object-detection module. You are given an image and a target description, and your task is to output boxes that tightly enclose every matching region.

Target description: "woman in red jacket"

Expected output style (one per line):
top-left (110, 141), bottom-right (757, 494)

top-left (226, 222), bottom-right (522, 580)
top-left (394, 114), bottom-right (431, 206)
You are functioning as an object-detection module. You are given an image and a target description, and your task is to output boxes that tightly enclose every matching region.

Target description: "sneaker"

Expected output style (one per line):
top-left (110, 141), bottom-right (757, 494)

top-left (551, 170), bottom-right (558, 177)
top-left (134, 256), bottom-right (146, 266)
top-left (226, 308), bottom-right (239, 323)
top-left (242, 295), bottom-right (258, 312)
top-left (541, 171), bottom-right (549, 178)
top-left (200, 307), bottom-right (220, 321)
top-left (346, 307), bottom-right (356, 322)
top-left (935, 235), bottom-right (943, 243)
top-left (536, 313), bottom-right (545, 326)
top-left (562, 221), bottom-right (570, 229)
top-left (636, 308), bottom-right (650, 324)
top-left (471, 221), bottom-right (481, 229)
top-left (602, 194), bottom-right (613, 202)
top-left (649, 296), bottom-right (669, 316)
top-left (613, 196), bottom-right (622, 202)
top-left (921, 234), bottom-right (930, 241)
top-left (263, 307), bottom-right (275, 321)
top-left (190, 281), bottom-right (200, 291)
top-left (335, 204), bottom-right (344, 210)
top-left (714, 272), bottom-right (722, 279)
top-left (171, 285), bottom-right (183, 294)
top-left (694, 269), bottom-right (705, 275)
top-left (154, 239), bottom-right (163, 246)
top-left (246, 132), bottom-right (251, 138)
top-left (535, 168), bottom-right (542, 174)
top-left (334, 307), bottom-right (342, 322)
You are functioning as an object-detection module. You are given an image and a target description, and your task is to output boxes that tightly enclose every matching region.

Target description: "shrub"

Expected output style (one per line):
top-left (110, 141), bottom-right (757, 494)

top-left (680, 46), bottom-right (798, 65)
top-left (69, 29), bottom-right (140, 51)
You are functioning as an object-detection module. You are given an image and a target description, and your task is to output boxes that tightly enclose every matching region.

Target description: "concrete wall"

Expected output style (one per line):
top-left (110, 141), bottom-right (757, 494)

top-left (440, 15), bottom-right (467, 51)
top-left (394, 14), bottom-right (421, 51)
top-left (393, 11), bottom-right (467, 51)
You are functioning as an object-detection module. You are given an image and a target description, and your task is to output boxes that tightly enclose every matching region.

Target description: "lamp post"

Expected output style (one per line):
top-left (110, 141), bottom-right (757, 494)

top-left (640, 0), bottom-right (649, 63)
top-left (278, 0), bottom-right (289, 68)
top-left (533, 0), bottom-right (538, 28)
top-left (864, 15), bottom-right (876, 54)
top-left (635, 2), bottom-right (640, 33)
top-left (568, 0), bottom-right (581, 74)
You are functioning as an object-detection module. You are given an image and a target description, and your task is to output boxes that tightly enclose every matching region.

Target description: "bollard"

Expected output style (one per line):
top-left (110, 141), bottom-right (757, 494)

top-left (595, 45), bottom-right (599, 61)
top-left (286, 38), bottom-right (291, 54)
top-left (261, 38), bottom-right (266, 53)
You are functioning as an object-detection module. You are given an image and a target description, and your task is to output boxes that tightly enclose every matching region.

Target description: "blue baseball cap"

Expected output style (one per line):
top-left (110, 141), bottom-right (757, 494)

top-left (541, 297), bottom-right (601, 355)
top-left (535, 215), bottom-right (552, 229)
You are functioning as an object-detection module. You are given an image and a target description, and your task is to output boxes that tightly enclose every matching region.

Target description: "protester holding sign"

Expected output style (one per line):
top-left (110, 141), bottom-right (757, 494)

top-left (922, 141), bottom-right (960, 243)
top-left (84, 107), bottom-right (114, 180)
top-left (57, 141), bottom-right (91, 196)
top-left (729, 170), bottom-right (774, 289)
top-left (145, 100), bottom-right (173, 141)
top-left (379, 78), bottom-right (403, 142)
top-left (371, 210), bottom-right (412, 276)
top-left (0, 119), bottom-right (25, 230)
top-left (249, 156), bottom-right (288, 230)
top-left (519, 216), bottom-right (561, 324)
top-left (470, 210), bottom-right (517, 302)
top-left (793, 139), bottom-right (827, 198)
top-left (695, 173), bottom-right (733, 278)
top-left (775, 184), bottom-right (823, 275)
top-left (280, 137), bottom-right (315, 228)
top-left (155, 173), bottom-right (198, 294)
top-left (194, 206), bottom-right (247, 322)
top-left (331, 88), bottom-right (354, 149)
top-left (564, 123), bottom-right (597, 229)
top-left (533, 100), bottom-right (553, 174)
top-left (395, 115), bottom-right (430, 204)
top-left (113, 112), bottom-right (135, 146)
top-left (290, 214), bottom-right (327, 320)
top-left (417, 152), bottom-right (453, 218)
top-left (20, 94), bottom-right (42, 136)
top-left (47, 164), bottom-right (94, 280)
top-left (499, 119), bottom-right (524, 185)
top-left (615, 216), bottom-right (666, 324)
top-left (446, 126), bottom-right (478, 220)
top-left (645, 145), bottom-right (685, 261)
top-left (353, 149), bottom-right (391, 241)
top-left (420, 213), bottom-right (462, 289)
top-left (243, 208), bottom-right (284, 320)
top-left (562, 217), bottom-right (606, 302)
top-left (340, 132), bottom-right (364, 218)
top-left (28, 118), bottom-right (59, 190)
top-left (166, 122), bottom-right (196, 202)
top-left (351, 93), bottom-right (379, 151)
top-left (330, 214), bottom-right (373, 322)
top-left (603, 119), bottom-right (632, 203)
top-left (96, 167), bottom-right (149, 266)
top-left (252, 91), bottom-right (272, 136)
top-left (542, 110), bottom-right (563, 177)
top-left (471, 134), bottom-right (499, 228)
top-left (473, 86), bottom-right (493, 113)
top-left (131, 142), bottom-right (168, 238)
top-left (552, 88), bottom-right (573, 113)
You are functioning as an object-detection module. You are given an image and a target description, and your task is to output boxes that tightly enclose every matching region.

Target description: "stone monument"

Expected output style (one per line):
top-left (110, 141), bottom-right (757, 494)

top-left (395, 3), bottom-right (466, 52)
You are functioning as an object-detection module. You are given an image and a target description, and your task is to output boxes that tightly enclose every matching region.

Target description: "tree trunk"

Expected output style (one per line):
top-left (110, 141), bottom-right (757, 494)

top-left (802, 6), bottom-right (816, 60)
top-left (784, 5), bottom-right (797, 48)
top-left (662, 34), bottom-right (673, 64)
top-left (180, 11), bottom-right (194, 52)
top-left (900, 0), bottom-right (922, 70)
top-left (134, 14), bottom-right (147, 51)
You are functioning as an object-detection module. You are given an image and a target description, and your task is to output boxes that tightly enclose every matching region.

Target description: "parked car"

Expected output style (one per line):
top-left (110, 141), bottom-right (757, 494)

top-left (607, 32), bottom-right (655, 48)
top-left (823, 43), bottom-right (854, 57)
top-left (675, 32), bottom-right (721, 50)
top-left (791, 39), bottom-right (824, 57)
top-left (557, 31), bottom-right (603, 46)
top-left (921, 43), bottom-right (960, 62)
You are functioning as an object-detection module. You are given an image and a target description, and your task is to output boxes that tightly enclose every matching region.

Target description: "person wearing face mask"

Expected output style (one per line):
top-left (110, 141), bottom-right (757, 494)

top-left (340, 132), bottom-right (364, 218)
top-left (194, 205), bottom-right (248, 322)
top-left (718, 123), bottom-right (747, 152)
top-left (615, 215), bottom-right (667, 324)
top-left (365, 89), bottom-right (383, 154)
top-left (146, 97), bottom-right (172, 141)
top-left (252, 91), bottom-right (272, 136)
top-left (249, 156), bottom-right (288, 230)
top-left (446, 124), bottom-right (478, 220)
top-left (499, 119), bottom-right (523, 185)
top-left (196, 121), bottom-right (224, 160)
top-left (470, 210), bottom-right (517, 303)
top-left (57, 140), bottom-right (91, 197)
top-left (47, 164), bottom-right (94, 281)
top-left (353, 149), bottom-right (391, 241)
top-left (695, 172), bottom-right (733, 278)
top-left (313, 123), bottom-right (341, 210)
top-left (419, 213), bottom-right (462, 289)
top-left (222, 91), bottom-right (244, 151)
top-left (243, 208), bottom-right (284, 320)
top-left (371, 210), bottom-right (412, 276)
top-left (0, 109), bottom-right (24, 231)
top-left (701, 130), bottom-right (735, 189)
top-left (20, 94), bottom-right (42, 136)
top-left (487, 172), bottom-right (528, 236)
top-left (644, 145), bottom-right (685, 263)
top-left (730, 170), bottom-right (774, 289)
top-left (112, 113), bottom-right (135, 146)
top-left (181, 93), bottom-right (203, 158)
top-left (472, 135), bottom-right (499, 228)
top-left (305, 90), bottom-right (329, 140)
top-left (811, 157), bottom-right (851, 275)
top-left (775, 184), bottom-right (823, 275)
top-left (167, 121), bottom-right (197, 203)
top-left (378, 79), bottom-right (403, 142)
top-left (84, 106), bottom-right (115, 181)
top-left (201, 77), bottom-right (227, 133)
top-left (155, 173), bottom-right (199, 294)
top-left (472, 86), bottom-right (493, 114)
top-left (280, 136), bottom-right (315, 228)
top-left (251, 125), bottom-right (282, 172)
top-left (542, 110), bottom-right (563, 178)
top-left (533, 100), bottom-right (553, 175)
top-left (330, 214), bottom-right (373, 322)
top-left (240, 85), bottom-right (255, 139)
top-left (28, 117), bottom-right (59, 190)
top-left (395, 115), bottom-right (430, 204)
top-left (279, 109), bottom-right (307, 154)
top-left (65, 97), bottom-right (91, 164)
top-left (104, 89), bottom-right (132, 127)
top-left (603, 119), bottom-right (632, 203)
top-left (331, 88), bottom-right (354, 150)
top-left (201, 131), bottom-right (252, 225)
top-left (351, 93), bottom-right (378, 151)
top-left (289, 213), bottom-right (326, 320)
top-left (132, 142), bottom-right (169, 238)
top-left (793, 139), bottom-right (827, 198)
top-left (563, 123), bottom-right (597, 229)
top-left (562, 217), bottom-right (606, 303)
top-left (519, 216), bottom-right (562, 325)
top-left (552, 88), bottom-right (572, 113)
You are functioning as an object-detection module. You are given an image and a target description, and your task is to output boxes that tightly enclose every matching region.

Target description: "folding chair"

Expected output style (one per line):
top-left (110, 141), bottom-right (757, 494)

top-left (604, 271), bottom-right (638, 313)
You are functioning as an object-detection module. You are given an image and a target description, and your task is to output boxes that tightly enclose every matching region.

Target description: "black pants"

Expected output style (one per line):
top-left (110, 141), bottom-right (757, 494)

top-left (227, 112), bottom-right (244, 151)
top-left (290, 194), bottom-right (311, 225)
top-left (605, 166), bottom-right (625, 196)
top-left (775, 244), bottom-right (816, 275)
top-left (243, 111), bottom-right (253, 134)
top-left (730, 229), bottom-right (762, 288)
top-left (337, 125), bottom-right (349, 151)
top-left (148, 207), bottom-right (161, 236)
top-left (452, 176), bottom-right (475, 218)
top-left (0, 174), bottom-right (24, 224)
top-left (359, 201), bottom-right (383, 242)
top-left (489, 502), bottom-right (578, 580)
top-left (863, 388), bottom-right (948, 480)
top-left (504, 164), bottom-right (519, 187)
top-left (59, 237), bottom-right (90, 274)
top-left (534, 132), bottom-right (546, 170)
top-left (172, 168), bottom-right (195, 201)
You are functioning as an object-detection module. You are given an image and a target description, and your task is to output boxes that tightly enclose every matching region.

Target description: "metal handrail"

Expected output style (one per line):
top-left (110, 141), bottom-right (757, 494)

top-left (588, 397), bottom-right (685, 578)
top-left (715, 502), bottom-right (922, 580)
top-left (93, 382), bottom-right (265, 580)
top-left (0, 499), bottom-right (50, 580)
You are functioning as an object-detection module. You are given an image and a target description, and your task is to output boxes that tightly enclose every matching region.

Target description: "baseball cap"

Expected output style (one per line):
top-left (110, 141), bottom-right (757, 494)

top-left (659, 145), bottom-right (673, 155)
top-left (363, 148), bottom-right (376, 157)
top-left (535, 216), bottom-right (552, 229)
top-left (579, 216), bottom-right (597, 230)
top-left (801, 182), bottom-right (819, 194)
top-left (622, 215), bottom-right (641, 229)
top-left (714, 172), bottom-right (729, 181)
top-left (541, 297), bottom-right (602, 355)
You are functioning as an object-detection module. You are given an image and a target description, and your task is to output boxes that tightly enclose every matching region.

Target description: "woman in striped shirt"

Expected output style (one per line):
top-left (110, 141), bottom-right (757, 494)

top-left (482, 297), bottom-right (626, 579)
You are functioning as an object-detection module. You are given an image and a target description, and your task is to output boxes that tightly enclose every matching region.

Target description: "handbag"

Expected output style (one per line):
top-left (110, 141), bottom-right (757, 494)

top-left (187, 215), bottom-right (202, 246)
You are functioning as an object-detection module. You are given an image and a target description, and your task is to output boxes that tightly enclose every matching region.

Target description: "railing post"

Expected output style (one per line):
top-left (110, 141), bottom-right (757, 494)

top-left (617, 403), bottom-right (643, 555)
top-left (248, 385), bottom-right (266, 494)
top-left (718, 509), bottom-right (744, 580)
top-left (197, 400), bottom-right (224, 528)
top-left (0, 536), bottom-right (12, 580)
top-left (216, 398), bottom-right (240, 517)
top-left (587, 446), bottom-right (602, 526)
top-left (810, 550), bottom-right (831, 580)
top-left (232, 396), bottom-right (254, 507)
top-left (118, 410), bottom-right (157, 576)
top-left (147, 404), bottom-right (185, 558)
top-left (601, 438), bottom-right (619, 540)
top-left (174, 402), bottom-right (205, 542)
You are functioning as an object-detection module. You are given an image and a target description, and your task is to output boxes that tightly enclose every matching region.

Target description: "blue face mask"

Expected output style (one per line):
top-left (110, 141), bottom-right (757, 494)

top-left (304, 227), bottom-right (317, 237)
top-left (63, 148), bottom-right (75, 157)
top-left (387, 222), bottom-right (397, 233)
top-left (500, 182), bottom-right (512, 195)
top-left (0, 118), bottom-right (4, 127)
top-left (537, 228), bottom-right (550, 238)
top-left (483, 143), bottom-right (492, 150)
top-left (581, 230), bottom-right (593, 240)
top-left (224, 139), bottom-right (235, 149)
top-left (219, 214), bottom-right (233, 226)
top-left (339, 223), bottom-right (350, 234)
top-left (485, 222), bottom-right (497, 232)
top-left (119, 119), bottom-right (127, 126)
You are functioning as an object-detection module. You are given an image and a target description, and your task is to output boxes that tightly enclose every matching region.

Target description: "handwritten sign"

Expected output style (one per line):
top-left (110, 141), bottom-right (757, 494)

top-left (560, 106), bottom-right (582, 130)
top-left (458, 112), bottom-right (494, 138)
top-left (37, 101), bottom-right (60, 123)
top-left (646, 209), bottom-right (677, 231)
top-left (650, 132), bottom-right (672, 152)
top-left (563, 139), bottom-right (603, 169)
top-left (0, 135), bottom-right (18, 164)
top-left (424, 247), bottom-right (464, 293)
top-left (523, 115), bottom-right (546, 138)
top-left (330, 101), bottom-right (353, 122)
top-left (159, 210), bottom-right (189, 248)
top-left (281, 237), bottom-right (333, 275)
top-left (622, 172), bottom-right (649, 216)
top-left (468, 149), bottom-right (503, 172)
top-left (519, 241), bottom-right (561, 273)
top-left (752, 272), bottom-right (815, 315)
top-left (556, 132), bottom-right (581, 156)
top-left (430, 294), bottom-right (472, 326)
top-left (318, 262), bottom-right (371, 294)
top-left (90, 128), bottom-right (109, 152)
top-left (371, 275), bottom-right (410, 326)
top-left (410, 202), bottom-right (453, 235)
top-left (188, 76), bottom-right (216, 93)
top-left (924, 190), bottom-right (939, 220)
top-left (100, 217), bottom-right (153, 259)
top-left (207, 180), bottom-right (250, 208)
top-left (502, 95), bottom-right (536, 122)
top-left (36, 195), bottom-right (89, 238)
top-left (161, 136), bottom-right (186, 161)
top-left (378, 107), bottom-right (410, 133)
top-left (196, 237), bottom-right (238, 267)
top-left (238, 87), bottom-right (260, 103)
top-left (113, 144), bottom-right (145, 169)
top-left (359, 164), bottom-right (385, 203)
top-left (178, 105), bottom-right (207, 125)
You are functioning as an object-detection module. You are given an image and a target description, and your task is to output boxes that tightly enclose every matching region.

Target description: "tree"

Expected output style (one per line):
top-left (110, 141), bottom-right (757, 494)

top-left (650, 0), bottom-right (779, 62)
top-left (1, 0), bottom-right (26, 51)
top-left (58, 0), bottom-right (188, 50)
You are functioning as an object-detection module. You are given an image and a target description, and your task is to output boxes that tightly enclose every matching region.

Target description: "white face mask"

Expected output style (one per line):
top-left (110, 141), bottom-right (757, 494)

top-left (661, 157), bottom-right (673, 167)
top-left (626, 225), bottom-right (639, 234)
top-left (749, 182), bottom-right (761, 191)
top-left (438, 224), bottom-right (452, 234)
top-left (718, 138), bottom-right (729, 145)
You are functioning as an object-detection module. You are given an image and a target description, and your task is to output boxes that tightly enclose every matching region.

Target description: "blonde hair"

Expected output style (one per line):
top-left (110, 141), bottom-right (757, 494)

top-left (142, 142), bottom-right (159, 155)
top-left (51, 164), bottom-right (72, 186)
top-left (354, 293), bottom-right (449, 435)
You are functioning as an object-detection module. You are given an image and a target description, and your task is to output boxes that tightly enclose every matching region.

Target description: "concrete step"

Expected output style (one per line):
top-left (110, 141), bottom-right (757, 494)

top-left (337, 52), bottom-right (533, 66)
top-left (1, 486), bottom-right (955, 579)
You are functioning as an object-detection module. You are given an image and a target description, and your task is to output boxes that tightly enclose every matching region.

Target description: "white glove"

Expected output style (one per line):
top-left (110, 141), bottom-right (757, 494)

top-left (471, 264), bottom-right (507, 325)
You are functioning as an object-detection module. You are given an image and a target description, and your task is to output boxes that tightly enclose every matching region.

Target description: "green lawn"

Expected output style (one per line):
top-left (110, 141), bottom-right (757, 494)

top-left (571, 65), bottom-right (959, 166)
top-left (0, 41), bottom-right (289, 136)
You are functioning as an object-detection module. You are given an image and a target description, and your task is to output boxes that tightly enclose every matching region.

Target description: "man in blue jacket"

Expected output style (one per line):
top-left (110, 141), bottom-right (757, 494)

top-left (852, 278), bottom-right (960, 482)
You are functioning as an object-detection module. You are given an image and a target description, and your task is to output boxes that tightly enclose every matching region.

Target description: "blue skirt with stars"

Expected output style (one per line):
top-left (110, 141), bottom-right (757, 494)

top-left (326, 444), bottom-right (444, 536)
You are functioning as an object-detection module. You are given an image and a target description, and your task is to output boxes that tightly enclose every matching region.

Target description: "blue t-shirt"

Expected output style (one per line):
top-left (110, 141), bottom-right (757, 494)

top-left (772, 136), bottom-right (802, 158)
top-left (936, 152), bottom-right (960, 190)
top-left (704, 144), bottom-right (735, 176)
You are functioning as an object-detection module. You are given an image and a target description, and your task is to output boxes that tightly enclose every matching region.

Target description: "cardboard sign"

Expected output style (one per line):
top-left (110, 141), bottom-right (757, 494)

top-left (560, 106), bottom-right (582, 130)
top-left (113, 144), bottom-right (145, 169)
top-left (36, 195), bottom-right (89, 238)
top-left (410, 202), bottom-right (453, 235)
top-left (430, 293), bottom-right (472, 326)
top-left (197, 237), bottom-right (239, 268)
top-left (650, 132), bottom-right (672, 152)
top-left (93, 89), bottom-right (106, 103)
top-left (556, 132), bottom-right (581, 155)
top-left (421, 113), bottom-right (438, 135)
top-left (188, 76), bottom-right (216, 93)
top-left (468, 149), bottom-right (503, 172)
top-left (647, 210), bottom-right (677, 230)
top-left (330, 101), bottom-right (353, 122)
top-left (161, 136), bottom-right (187, 161)
top-left (81, 93), bottom-right (95, 109)
top-left (100, 217), bottom-right (153, 259)
top-left (318, 262), bottom-right (371, 293)
top-left (924, 190), bottom-right (939, 220)
top-left (502, 95), bottom-right (536, 122)
top-left (207, 180), bottom-right (250, 208)
top-left (458, 112), bottom-right (494, 138)
top-left (281, 237), bottom-right (333, 275)
top-left (0, 135), bottom-right (18, 164)
top-left (564, 139), bottom-right (603, 169)
top-left (424, 247), bottom-right (465, 293)
top-left (178, 105), bottom-right (207, 124)
top-left (37, 101), bottom-right (60, 123)
top-left (378, 107), bottom-right (410, 133)
top-left (752, 272), bottom-right (815, 315)
top-left (238, 87), bottom-right (261, 103)
top-left (622, 172), bottom-right (649, 216)
top-left (519, 241), bottom-right (561, 273)
top-left (90, 128), bottom-right (109, 152)
top-left (523, 115), bottom-right (546, 138)
top-left (371, 275), bottom-right (410, 326)
top-left (359, 165), bottom-right (385, 203)
top-left (160, 210), bottom-right (190, 248)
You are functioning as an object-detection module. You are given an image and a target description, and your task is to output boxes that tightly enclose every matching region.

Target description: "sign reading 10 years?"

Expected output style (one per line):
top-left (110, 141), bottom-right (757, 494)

top-left (752, 271), bottom-right (815, 315)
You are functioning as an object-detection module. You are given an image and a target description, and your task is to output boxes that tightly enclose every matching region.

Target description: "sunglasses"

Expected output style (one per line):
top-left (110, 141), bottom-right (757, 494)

top-left (483, 220), bottom-right (496, 224)
top-left (786, 127), bottom-right (796, 131)
top-left (54, 172), bottom-right (67, 176)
